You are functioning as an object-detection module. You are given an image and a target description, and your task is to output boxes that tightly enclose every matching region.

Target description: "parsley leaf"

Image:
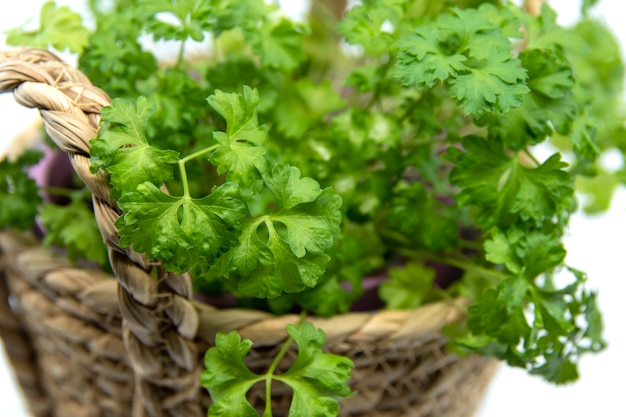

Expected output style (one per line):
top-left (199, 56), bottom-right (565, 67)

top-left (479, 48), bottom-right (579, 150)
top-left (90, 97), bottom-right (180, 197)
top-left (0, 150), bottom-right (43, 230)
top-left (338, 0), bottom-right (405, 56)
top-left (79, 12), bottom-right (158, 99)
top-left (246, 17), bottom-right (307, 72)
top-left (273, 79), bottom-right (346, 139)
top-left (209, 165), bottom-right (342, 298)
top-left (116, 181), bottom-right (245, 274)
top-left (202, 322), bottom-right (353, 417)
top-left (447, 136), bottom-right (574, 229)
top-left (201, 331), bottom-right (262, 417)
top-left (278, 323), bottom-right (354, 415)
top-left (207, 86), bottom-right (268, 188)
top-left (396, 5), bottom-right (529, 117)
top-left (6, 1), bottom-right (90, 53)
top-left (379, 262), bottom-right (436, 310)
top-left (137, 0), bottom-right (213, 42)
top-left (448, 51), bottom-right (530, 117)
top-left (40, 189), bottom-right (108, 267)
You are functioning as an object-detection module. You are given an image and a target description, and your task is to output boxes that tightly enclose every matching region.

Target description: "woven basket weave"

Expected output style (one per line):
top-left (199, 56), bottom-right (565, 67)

top-left (0, 48), bottom-right (498, 417)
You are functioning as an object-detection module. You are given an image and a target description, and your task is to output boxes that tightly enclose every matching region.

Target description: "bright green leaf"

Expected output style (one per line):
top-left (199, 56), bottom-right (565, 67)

top-left (6, 1), bottom-right (90, 52)
top-left (116, 181), bottom-right (246, 273)
top-left (90, 97), bottom-right (180, 197)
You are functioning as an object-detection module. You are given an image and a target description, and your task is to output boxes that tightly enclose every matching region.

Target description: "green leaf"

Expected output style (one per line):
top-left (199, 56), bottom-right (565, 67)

top-left (6, 1), bottom-right (90, 53)
top-left (447, 136), bottom-right (574, 229)
top-left (466, 277), bottom-right (531, 346)
top-left (0, 150), bottom-right (43, 230)
top-left (210, 165), bottom-right (342, 298)
top-left (485, 225), bottom-right (566, 279)
top-left (396, 25), bottom-right (466, 90)
top-left (40, 190), bottom-right (108, 267)
top-left (208, 86), bottom-right (268, 188)
top-left (202, 323), bottom-right (353, 417)
top-left (524, 49), bottom-right (574, 100)
top-left (396, 5), bottom-right (529, 117)
top-left (116, 181), bottom-right (246, 273)
top-left (245, 17), bottom-right (307, 72)
top-left (201, 331), bottom-right (262, 417)
top-left (484, 228), bottom-right (522, 275)
top-left (338, 0), bottom-right (405, 56)
top-left (581, 0), bottom-right (600, 16)
top-left (480, 48), bottom-right (578, 150)
top-left (386, 181), bottom-right (460, 251)
top-left (273, 79), bottom-right (346, 139)
top-left (277, 323), bottom-right (354, 416)
top-left (448, 51), bottom-right (529, 117)
top-left (90, 97), bottom-right (180, 197)
top-left (78, 11), bottom-right (159, 99)
top-left (379, 262), bottom-right (436, 310)
top-left (137, 0), bottom-right (213, 42)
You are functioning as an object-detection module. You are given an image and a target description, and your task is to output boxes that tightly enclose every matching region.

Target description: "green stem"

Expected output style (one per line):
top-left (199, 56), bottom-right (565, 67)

top-left (176, 39), bottom-right (186, 68)
top-left (398, 92), bottom-right (426, 123)
top-left (458, 239), bottom-right (485, 251)
top-left (180, 145), bottom-right (219, 165)
top-left (263, 312), bottom-right (308, 417)
top-left (41, 186), bottom-right (80, 197)
top-left (178, 145), bottom-right (219, 197)
top-left (395, 247), bottom-right (508, 283)
top-left (523, 148), bottom-right (541, 166)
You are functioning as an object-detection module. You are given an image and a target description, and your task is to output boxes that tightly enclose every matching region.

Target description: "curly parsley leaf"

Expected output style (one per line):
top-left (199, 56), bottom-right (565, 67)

top-left (245, 17), bottom-right (307, 72)
top-left (273, 79), bottom-right (346, 139)
top-left (385, 181), bottom-right (459, 251)
top-left (268, 221), bottom-right (386, 317)
top-left (202, 322), bottom-right (353, 417)
top-left (379, 262), bottom-right (436, 310)
top-left (137, 0), bottom-right (213, 42)
top-left (447, 136), bottom-right (574, 229)
top-left (40, 189), bottom-right (108, 267)
top-left (0, 150), bottom-right (43, 230)
top-left (209, 165), bottom-right (342, 298)
top-left (448, 51), bottom-right (530, 117)
top-left (6, 1), bottom-right (90, 53)
top-left (90, 97), bottom-right (180, 197)
top-left (456, 269), bottom-right (605, 384)
top-left (396, 5), bottom-right (529, 117)
top-left (79, 12), bottom-right (158, 99)
top-left (479, 48), bottom-right (580, 150)
top-left (338, 0), bottom-right (405, 56)
top-left (116, 181), bottom-right (246, 273)
top-left (201, 331), bottom-right (262, 417)
top-left (515, 4), bottom-right (587, 54)
top-left (207, 86), bottom-right (268, 188)
top-left (485, 225), bottom-right (566, 280)
top-left (278, 323), bottom-right (354, 415)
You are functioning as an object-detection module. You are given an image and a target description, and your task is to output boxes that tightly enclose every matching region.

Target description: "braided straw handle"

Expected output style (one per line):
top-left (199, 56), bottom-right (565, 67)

top-left (0, 49), bottom-right (202, 417)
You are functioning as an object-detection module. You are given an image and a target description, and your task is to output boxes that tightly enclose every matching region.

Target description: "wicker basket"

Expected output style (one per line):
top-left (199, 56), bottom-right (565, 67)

top-left (0, 48), bottom-right (498, 417)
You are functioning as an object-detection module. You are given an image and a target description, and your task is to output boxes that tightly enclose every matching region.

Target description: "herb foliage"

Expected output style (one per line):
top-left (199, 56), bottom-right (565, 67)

top-left (3, 0), bottom-right (625, 414)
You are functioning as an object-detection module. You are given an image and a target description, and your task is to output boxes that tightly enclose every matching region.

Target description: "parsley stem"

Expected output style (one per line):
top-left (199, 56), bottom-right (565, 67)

top-left (523, 148), bottom-right (541, 166)
top-left (41, 186), bottom-right (81, 197)
top-left (263, 313), bottom-right (307, 417)
top-left (395, 247), bottom-right (507, 283)
top-left (176, 39), bottom-right (186, 68)
top-left (178, 145), bottom-right (219, 197)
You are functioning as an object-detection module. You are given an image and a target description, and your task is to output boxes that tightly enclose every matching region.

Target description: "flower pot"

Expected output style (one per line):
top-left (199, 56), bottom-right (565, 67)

top-left (0, 48), bottom-right (499, 417)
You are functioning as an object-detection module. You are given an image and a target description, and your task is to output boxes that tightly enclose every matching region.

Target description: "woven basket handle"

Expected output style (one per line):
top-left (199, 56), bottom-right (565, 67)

top-left (0, 48), bottom-right (202, 417)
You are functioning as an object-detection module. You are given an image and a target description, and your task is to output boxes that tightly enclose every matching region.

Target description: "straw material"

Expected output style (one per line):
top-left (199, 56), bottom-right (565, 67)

top-left (0, 48), bottom-right (498, 417)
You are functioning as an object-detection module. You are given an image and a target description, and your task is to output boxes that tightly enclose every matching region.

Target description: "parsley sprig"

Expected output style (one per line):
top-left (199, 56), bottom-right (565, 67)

top-left (202, 320), bottom-right (354, 416)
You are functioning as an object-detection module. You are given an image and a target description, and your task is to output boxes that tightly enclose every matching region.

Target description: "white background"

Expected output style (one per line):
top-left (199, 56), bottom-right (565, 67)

top-left (0, 1), bottom-right (625, 416)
